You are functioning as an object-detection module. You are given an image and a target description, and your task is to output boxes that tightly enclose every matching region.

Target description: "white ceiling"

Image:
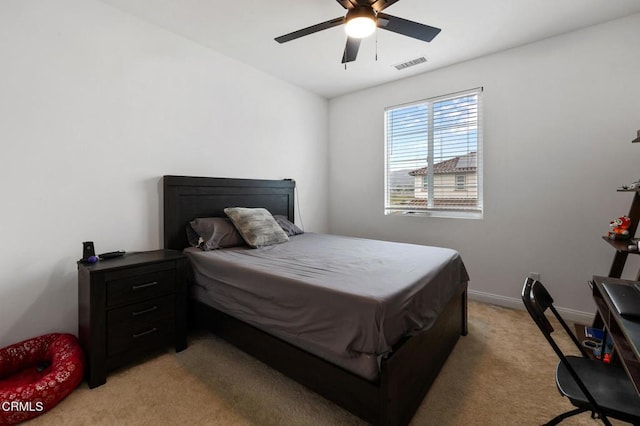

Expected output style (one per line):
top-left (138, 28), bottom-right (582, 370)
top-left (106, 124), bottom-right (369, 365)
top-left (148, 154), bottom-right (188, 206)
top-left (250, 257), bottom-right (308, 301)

top-left (99, 0), bottom-right (640, 99)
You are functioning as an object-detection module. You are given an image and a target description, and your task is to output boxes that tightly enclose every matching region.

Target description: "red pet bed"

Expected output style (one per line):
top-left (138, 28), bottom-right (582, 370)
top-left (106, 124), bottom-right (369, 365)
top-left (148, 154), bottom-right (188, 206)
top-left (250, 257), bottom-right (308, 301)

top-left (0, 333), bottom-right (84, 425)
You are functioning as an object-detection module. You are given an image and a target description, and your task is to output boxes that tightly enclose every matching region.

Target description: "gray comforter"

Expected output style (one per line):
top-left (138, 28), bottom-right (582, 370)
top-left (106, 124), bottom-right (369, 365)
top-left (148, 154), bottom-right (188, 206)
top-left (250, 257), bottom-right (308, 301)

top-left (186, 233), bottom-right (468, 379)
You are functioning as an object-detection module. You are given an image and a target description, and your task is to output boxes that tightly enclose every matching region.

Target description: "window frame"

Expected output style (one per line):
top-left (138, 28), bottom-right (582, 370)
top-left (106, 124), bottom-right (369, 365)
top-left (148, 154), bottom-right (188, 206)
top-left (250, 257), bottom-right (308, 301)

top-left (384, 88), bottom-right (483, 220)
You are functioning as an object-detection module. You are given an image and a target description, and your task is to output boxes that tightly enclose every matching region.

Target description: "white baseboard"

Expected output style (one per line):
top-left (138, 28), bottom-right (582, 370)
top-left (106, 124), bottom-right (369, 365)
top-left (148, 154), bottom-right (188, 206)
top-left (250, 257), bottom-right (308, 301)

top-left (468, 289), bottom-right (596, 325)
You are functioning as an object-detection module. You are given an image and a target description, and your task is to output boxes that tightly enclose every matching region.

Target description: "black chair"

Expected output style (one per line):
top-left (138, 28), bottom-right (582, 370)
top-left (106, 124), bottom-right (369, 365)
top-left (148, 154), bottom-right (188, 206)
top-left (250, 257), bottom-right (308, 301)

top-left (521, 277), bottom-right (640, 425)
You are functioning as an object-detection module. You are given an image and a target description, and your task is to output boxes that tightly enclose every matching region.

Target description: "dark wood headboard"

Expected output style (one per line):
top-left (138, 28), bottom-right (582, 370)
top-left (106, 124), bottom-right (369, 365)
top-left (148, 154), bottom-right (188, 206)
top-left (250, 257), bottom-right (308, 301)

top-left (163, 176), bottom-right (295, 251)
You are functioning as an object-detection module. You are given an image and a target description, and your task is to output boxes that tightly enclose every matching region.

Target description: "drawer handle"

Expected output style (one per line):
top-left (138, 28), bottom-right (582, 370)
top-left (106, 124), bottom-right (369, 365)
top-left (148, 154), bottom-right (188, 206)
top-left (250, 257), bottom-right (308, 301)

top-left (133, 328), bottom-right (158, 339)
top-left (131, 281), bottom-right (158, 291)
top-left (132, 306), bottom-right (158, 317)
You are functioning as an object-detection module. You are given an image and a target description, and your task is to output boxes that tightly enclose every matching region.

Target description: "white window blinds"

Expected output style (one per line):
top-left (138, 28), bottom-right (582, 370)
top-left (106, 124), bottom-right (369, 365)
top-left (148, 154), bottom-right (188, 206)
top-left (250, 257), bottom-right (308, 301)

top-left (384, 88), bottom-right (483, 218)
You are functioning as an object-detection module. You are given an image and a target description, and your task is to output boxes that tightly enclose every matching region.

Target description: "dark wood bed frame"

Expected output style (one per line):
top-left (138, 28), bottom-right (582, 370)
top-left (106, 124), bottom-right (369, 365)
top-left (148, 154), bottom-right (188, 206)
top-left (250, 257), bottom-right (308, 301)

top-left (163, 175), bottom-right (468, 426)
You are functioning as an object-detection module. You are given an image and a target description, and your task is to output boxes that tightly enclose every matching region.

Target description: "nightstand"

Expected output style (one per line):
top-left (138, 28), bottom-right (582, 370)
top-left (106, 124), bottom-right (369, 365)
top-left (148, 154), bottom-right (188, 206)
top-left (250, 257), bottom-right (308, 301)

top-left (78, 249), bottom-right (187, 388)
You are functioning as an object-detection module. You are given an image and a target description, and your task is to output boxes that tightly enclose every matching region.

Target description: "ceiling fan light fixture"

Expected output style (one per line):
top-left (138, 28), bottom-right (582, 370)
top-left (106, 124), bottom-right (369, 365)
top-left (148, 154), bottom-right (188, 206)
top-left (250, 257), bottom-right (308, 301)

top-left (345, 7), bottom-right (376, 39)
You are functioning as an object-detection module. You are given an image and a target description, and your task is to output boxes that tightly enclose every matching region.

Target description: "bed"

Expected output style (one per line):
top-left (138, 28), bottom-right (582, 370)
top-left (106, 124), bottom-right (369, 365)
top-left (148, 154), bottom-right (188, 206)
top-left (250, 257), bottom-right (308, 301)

top-left (163, 175), bottom-right (468, 426)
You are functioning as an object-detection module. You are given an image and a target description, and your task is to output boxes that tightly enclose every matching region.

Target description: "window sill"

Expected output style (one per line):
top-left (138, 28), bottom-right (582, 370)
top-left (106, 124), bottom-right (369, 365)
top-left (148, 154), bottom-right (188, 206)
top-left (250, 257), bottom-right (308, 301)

top-left (385, 209), bottom-right (483, 220)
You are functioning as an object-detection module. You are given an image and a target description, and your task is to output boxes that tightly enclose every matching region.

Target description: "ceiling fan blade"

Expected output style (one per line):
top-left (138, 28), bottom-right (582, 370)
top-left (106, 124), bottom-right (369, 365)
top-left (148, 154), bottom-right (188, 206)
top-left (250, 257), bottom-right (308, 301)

top-left (341, 37), bottom-right (361, 63)
top-left (370, 0), bottom-right (400, 12)
top-left (335, 0), bottom-right (358, 9)
top-left (377, 13), bottom-right (441, 43)
top-left (275, 17), bottom-right (345, 43)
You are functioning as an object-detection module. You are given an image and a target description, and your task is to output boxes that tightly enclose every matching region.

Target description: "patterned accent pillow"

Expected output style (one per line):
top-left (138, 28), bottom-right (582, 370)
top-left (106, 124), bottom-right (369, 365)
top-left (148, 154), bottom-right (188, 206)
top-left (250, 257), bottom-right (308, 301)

top-left (224, 207), bottom-right (289, 248)
top-left (187, 217), bottom-right (246, 251)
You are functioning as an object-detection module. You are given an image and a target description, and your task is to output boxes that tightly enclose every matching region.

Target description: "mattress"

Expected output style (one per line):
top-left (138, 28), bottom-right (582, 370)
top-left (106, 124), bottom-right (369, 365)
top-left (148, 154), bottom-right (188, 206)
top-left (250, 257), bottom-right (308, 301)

top-left (186, 233), bottom-right (469, 380)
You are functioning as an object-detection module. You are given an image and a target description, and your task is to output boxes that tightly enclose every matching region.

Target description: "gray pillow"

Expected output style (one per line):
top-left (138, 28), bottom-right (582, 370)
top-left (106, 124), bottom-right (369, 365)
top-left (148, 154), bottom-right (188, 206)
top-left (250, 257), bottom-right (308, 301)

top-left (224, 207), bottom-right (289, 248)
top-left (274, 215), bottom-right (304, 236)
top-left (187, 217), bottom-right (246, 251)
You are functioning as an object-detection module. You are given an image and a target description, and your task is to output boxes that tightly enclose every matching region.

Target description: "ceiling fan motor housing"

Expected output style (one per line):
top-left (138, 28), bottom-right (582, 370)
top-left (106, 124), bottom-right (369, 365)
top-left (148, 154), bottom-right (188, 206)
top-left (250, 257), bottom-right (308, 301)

top-left (346, 6), bottom-right (377, 22)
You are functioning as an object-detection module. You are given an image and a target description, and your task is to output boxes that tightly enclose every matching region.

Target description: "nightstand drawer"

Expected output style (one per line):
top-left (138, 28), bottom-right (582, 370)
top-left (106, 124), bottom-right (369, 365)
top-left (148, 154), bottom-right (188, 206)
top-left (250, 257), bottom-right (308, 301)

top-left (107, 295), bottom-right (175, 326)
top-left (107, 269), bottom-right (175, 307)
top-left (107, 318), bottom-right (174, 357)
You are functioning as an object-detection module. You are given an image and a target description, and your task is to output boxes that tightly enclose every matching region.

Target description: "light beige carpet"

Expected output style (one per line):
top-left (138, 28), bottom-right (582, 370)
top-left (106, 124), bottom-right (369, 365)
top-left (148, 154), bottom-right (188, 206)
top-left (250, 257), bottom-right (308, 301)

top-left (27, 301), bottom-right (622, 425)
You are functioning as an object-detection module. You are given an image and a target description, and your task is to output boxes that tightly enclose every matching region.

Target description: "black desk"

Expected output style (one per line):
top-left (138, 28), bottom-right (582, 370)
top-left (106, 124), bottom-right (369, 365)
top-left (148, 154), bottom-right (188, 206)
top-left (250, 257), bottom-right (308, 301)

top-left (592, 276), bottom-right (640, 396)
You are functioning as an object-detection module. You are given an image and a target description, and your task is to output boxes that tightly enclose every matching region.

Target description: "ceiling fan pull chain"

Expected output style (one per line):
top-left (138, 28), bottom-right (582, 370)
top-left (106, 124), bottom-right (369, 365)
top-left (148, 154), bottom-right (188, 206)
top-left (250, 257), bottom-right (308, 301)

top-left (375, 29), bottom-right (378, 61)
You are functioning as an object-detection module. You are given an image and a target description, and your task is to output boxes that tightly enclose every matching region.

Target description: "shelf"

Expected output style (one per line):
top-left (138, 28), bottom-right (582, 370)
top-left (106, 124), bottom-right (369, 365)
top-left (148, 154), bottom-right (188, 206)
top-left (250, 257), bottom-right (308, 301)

top-left (602, 236), bottom-right (640, 254)
top-left (603, 190), bottom-right (640, 278)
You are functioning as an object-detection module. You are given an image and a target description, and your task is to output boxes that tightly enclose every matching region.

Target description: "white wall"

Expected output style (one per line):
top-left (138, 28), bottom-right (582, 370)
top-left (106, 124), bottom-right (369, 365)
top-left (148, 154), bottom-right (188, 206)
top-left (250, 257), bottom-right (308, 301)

top-left (329, 14), bottom-right (640, 316)
top-left (0, 0), bottom-right (329, 347)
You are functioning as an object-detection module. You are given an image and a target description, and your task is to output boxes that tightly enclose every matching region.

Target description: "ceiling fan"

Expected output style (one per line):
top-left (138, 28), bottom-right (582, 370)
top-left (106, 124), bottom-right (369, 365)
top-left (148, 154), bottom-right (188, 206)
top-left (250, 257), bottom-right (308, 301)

top-left (274, 0), bottom-right (441, 64)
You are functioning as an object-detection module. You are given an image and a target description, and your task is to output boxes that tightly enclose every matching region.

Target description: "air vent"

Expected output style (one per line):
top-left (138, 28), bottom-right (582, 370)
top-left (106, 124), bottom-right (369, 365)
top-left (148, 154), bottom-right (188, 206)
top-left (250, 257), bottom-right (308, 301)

top-left (393, 56), bottom-right (427, 70)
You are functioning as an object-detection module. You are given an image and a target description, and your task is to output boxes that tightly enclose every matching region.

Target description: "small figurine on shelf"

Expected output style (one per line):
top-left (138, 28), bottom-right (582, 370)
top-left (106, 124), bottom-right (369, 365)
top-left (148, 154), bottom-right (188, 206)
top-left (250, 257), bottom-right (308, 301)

top-left (628, 179), bottom-right (640, 190)
top-left (608, 215), bottom-right (631, 240)
top-left (619, 179), bottom-right (640, 190)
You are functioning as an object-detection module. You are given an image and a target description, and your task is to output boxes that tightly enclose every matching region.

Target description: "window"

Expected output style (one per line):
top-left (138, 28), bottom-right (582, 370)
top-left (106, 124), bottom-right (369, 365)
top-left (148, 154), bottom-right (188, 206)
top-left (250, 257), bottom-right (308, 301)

top-left (384, 88), bottom-right (483, 219)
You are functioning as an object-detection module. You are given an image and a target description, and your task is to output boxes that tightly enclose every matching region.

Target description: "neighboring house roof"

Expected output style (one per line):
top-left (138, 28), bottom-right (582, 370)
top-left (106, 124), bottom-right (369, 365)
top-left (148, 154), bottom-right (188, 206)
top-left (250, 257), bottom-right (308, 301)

top-left (409, 152), bottom-right (477, 176)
